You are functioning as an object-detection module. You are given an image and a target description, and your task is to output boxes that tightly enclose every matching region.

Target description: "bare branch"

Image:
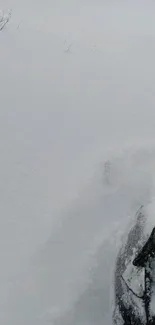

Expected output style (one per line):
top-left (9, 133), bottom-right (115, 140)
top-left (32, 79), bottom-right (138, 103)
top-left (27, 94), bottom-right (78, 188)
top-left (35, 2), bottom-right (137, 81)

top-left (0, 9), bottom-right (12, 31)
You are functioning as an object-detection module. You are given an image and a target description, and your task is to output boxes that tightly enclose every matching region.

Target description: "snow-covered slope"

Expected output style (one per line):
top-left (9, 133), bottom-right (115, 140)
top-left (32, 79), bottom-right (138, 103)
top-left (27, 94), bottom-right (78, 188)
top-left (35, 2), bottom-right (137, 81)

top-left (1, 1), bottom-right (155, 324)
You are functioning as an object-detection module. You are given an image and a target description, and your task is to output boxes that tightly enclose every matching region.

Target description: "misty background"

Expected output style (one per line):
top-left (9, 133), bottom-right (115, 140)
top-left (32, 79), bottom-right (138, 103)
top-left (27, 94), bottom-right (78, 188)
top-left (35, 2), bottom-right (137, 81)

top-left (0, 1), bottom-right (155, 324)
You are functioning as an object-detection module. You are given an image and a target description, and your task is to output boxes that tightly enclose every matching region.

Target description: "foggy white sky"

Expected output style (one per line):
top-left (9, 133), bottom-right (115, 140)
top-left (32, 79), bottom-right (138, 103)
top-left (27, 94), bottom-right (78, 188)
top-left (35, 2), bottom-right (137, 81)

top-left (1, 0), bottom-right (155, 37)
top-left (0, 1), bottom-right (155, 324)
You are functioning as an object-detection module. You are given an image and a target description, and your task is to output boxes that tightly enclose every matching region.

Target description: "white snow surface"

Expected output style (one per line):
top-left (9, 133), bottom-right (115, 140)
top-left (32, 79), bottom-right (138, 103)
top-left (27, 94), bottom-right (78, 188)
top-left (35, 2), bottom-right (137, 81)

top-left (1, 1), bottom-right (155, 324)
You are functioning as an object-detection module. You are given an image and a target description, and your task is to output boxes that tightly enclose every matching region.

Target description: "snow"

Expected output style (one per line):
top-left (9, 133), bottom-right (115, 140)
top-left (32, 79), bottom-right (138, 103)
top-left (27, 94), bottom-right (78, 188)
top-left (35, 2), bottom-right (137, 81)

top-left (122, 263), bottom-right (145, 298)
top-left (142, 201), bottom-right (155, 241)
top-left (1, 1), bottom-right (155, 324)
